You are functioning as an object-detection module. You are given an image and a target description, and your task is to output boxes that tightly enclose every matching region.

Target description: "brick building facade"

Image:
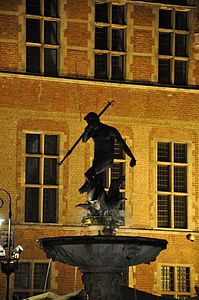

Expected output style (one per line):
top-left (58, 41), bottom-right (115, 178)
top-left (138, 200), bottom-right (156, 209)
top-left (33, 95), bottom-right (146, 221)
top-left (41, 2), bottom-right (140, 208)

top-left (0, 0), bottom-right (199, 299)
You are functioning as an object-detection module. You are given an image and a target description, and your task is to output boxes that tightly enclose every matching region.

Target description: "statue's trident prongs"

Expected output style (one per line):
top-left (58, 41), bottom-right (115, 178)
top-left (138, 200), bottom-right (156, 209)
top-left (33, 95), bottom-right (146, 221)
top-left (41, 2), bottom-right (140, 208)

top-left (58, 101), bottom-right (115, 166)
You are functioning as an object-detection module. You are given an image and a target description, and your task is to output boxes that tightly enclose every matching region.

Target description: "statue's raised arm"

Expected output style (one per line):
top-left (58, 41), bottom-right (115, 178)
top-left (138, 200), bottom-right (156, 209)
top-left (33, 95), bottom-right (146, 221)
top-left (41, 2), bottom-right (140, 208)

top-left (110, 127), bottom-right (136, 168)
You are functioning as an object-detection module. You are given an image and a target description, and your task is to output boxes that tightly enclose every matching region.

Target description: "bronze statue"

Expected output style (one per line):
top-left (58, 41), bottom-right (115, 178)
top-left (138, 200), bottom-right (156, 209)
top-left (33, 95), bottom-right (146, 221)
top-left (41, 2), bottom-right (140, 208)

top-left (79, 112), bottom-right (136, 194)
top-left (59, 102), bottom-right (136, 232)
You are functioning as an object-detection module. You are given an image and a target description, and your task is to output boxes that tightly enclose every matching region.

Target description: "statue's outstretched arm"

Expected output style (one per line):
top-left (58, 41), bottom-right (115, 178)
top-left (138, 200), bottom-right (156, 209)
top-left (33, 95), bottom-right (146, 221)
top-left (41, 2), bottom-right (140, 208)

top-left (113, 129), bottom-right (136, 167)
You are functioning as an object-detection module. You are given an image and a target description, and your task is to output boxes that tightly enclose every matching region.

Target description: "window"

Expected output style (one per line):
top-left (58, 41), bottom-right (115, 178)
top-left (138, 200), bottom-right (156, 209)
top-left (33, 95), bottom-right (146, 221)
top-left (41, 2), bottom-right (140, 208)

top-left (158, 9), bottom-right (190, 85)
top-left (94, 2), bottom-right (126, 80)
top-left (24, 133), bottom-right (60, 223)
top-left (103, 139), bottom-right (126, 221)
top-left (161, 265), bottom-right (190, 299)
top-left (13, 262), bottom-right (51, 299)
top-left (157, 142), bottom-right (188, 229)
top-left (26, 0), bottom-right (59, 75)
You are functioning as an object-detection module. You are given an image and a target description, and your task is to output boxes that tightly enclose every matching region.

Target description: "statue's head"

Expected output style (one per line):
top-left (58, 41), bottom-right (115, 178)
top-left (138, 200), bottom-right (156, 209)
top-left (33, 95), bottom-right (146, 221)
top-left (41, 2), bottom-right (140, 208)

top-left (84, 112), bottom-right (100, 126)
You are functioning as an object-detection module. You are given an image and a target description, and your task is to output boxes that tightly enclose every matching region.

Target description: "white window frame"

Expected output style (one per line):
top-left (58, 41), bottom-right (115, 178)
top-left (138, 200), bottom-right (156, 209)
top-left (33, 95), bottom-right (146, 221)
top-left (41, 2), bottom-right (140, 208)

top-left (158, 7), bottom-right (192, 85)
top-left (24, 131), bottom-right (60, 224)
top-left (156, 142), bottom-right (189, 229)
top-left (94, 1), bottom-right (127, 80)
top-left (160, 264), bottom-right (191, 299)
top-left (12, 260), bottom-right (52, 297)
top-left (25, 0), bottom-right (60, 74)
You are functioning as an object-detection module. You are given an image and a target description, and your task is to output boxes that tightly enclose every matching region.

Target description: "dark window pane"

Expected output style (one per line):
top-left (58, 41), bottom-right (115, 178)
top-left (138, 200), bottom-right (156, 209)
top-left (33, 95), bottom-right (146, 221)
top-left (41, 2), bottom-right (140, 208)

top-left (44, 0), bottom-right (58, 17)
top-left (26, 0), bottom-right (40, 15)
top-left (174, 196), bottom-right (187, 228)
top-left (114, 139), bottom-right (124, 159)
top-left (175, 34), bottom-right (188, 57)
top-left (161, 266), bottom-right (175, 291)
top-left (174, 166), bottom-right (187, 192)
top-left (26, 19), bottom-right (40, 43)
top-left (34, 263), bottom-right (50, 289)
top-left (14, 263), bottom-right (30, 289)
top-left (161, 295), bottom-right (177, 299)
top-left (26, 134), bottom-right (40, 154)
top-left (158, 143), bottom-right (171, 162)
top-left (111, 162), bottom-right (125, 189)
top-left (112, 5), bottom-right (125, 25)
top-left (95, 27), bottom-right (108, 49)
top-left (157, 195), bottom-right (171, 228)
top-left (104, 176), bottom-right (125, 203)
top-left (95, 54), bottom-right (107, 79)
top-left (174, 61), bottom-right (187, 85)
top-left (159, 10), bottom-right (172, 29)
top-left (111, 163), bottom-right (124, 180)
top-left (26, 157), bottom-right (40, 184)
top-left (13, 292), bottom-right (31, 299)
top-left (176, 11), bottom-right (188, 30)
top-left (155, 0), bottom-right (188, 4)
top-left (44, 135), bottom-right (58, 155)
top-left (44, 48), bottom-right (57, 75)
top-left (44, 158), bottom-right (57, 185)
top-left (95, 3), bottom-right (108, 22)
top-left (158, 59), bottom-right (171, 84)
top-left (25, 188), bottom-right (39, 222)
top-left (157, 165), bottom-right (170, 191)
top-left (111, 56), bottom-right (124, 80)
top-left (176, 294), bottom-right (190, 298)
top-left (159, 32), bottom-right (171, 55)
top-left (177, 267), bottom-right (190, 292)
top-left (174, 144), bottom-right (187, 163)
top-left (43, 188), bottom-right (57, 223)
top-left (44, 21), bottom-right (58, 45)
top-left (112, 29), bottom-right (124, 51)
top-left (26, 46), bottom-right (40, 73)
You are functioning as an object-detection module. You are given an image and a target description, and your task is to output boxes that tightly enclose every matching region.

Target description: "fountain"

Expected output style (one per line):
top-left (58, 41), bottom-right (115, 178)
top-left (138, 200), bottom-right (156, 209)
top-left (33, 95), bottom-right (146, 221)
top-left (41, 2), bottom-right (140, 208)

top-left (38, 104), bottom-right (168, 299)
top-left (39, 235), bottom-right (167, 300)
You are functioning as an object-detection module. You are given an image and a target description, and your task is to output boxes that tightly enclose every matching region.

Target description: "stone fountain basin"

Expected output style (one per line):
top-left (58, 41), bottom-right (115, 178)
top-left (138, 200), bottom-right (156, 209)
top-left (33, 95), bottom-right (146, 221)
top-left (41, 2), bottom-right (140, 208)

top-left (38, 235), bottom-right (167, 270)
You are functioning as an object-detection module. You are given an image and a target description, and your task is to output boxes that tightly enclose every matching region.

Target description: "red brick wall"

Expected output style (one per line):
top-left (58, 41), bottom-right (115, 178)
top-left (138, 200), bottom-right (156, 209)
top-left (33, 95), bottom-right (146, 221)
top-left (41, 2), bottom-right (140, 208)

top-left (0, 0), bottom-right (20, 11)
top-left (0, 0), bottom-right (199, 84)
top-left (66, 23), bottom-right (90, 48)
top-left (66, 0), bottom-right (91, 20)
top-left (0, 0), bottom-right (199, 298)
top-left (132, 6), bottom-right (154, 26)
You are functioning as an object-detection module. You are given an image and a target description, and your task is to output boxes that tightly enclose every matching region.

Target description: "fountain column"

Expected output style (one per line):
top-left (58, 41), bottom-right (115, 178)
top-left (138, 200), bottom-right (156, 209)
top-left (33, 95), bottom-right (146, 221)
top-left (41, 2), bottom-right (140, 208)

top-left (82, 268), bottom-right (123, 300)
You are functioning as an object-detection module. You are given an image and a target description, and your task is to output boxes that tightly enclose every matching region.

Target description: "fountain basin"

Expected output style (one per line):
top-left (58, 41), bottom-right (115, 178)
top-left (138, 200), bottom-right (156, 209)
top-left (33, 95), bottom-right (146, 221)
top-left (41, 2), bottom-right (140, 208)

top-left (38, 236), bottom-right (167, 300)
top-left (38, 235), bottom-right (167, 268)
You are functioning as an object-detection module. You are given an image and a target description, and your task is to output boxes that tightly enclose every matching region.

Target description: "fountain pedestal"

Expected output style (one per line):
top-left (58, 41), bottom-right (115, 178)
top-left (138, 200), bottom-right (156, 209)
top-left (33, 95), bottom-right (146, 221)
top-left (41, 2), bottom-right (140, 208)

top-left (82, 268), bottom-right (123, 300)
top-left (38, 235), bottom-right (167, 300)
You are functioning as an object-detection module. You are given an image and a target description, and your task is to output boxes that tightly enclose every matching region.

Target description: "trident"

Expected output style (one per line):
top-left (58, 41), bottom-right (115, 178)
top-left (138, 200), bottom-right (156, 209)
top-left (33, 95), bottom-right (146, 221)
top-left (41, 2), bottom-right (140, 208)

top-left (58, 101), bottom-right (114, 166)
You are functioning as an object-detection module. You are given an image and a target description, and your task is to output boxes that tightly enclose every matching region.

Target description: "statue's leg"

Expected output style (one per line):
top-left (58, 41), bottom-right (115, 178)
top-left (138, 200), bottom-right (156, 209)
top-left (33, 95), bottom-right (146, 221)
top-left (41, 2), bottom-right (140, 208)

top-left (93, 158), bottom-right (113, 176)
top-left (78, 167), bottom-right (95, 194)
top-left (78, 158), bottom-right (113, 194)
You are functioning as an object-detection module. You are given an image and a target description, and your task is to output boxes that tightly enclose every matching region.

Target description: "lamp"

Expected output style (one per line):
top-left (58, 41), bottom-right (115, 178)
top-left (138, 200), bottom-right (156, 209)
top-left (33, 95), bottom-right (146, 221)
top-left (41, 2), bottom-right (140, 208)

top-left (0, 189), bottom-right (23, 300)
top-left (0, 218), bottom-right (5, 226)
top-left (0, 245), bottom-right (6, 258)
top-left (11, 245), bottom-right (23, 259)
top-left (186, 233), bottom-right (195, 242)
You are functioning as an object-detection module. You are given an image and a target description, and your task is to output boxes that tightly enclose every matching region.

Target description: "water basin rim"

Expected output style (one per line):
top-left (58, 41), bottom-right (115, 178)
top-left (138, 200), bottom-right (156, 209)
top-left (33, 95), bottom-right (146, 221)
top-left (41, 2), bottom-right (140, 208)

top-left (38, 235), bottom-right (168, 249)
